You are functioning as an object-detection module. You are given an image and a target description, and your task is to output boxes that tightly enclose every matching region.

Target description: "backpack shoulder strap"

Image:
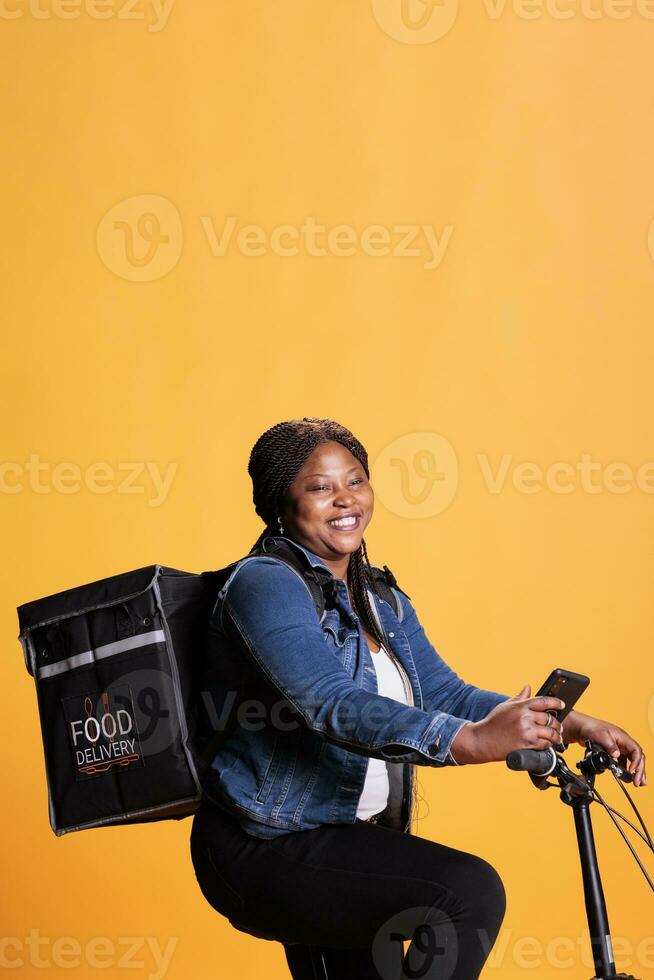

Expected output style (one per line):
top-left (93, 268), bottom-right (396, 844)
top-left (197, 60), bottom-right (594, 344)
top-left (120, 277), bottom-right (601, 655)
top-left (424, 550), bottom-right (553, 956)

top-left (199, 561), bottom-right (240, 593)
top-left (201, 544), bottom-right (411, 625)
top-left (259, 540), bottom-right (413, 625)
top-left (253, 536), bottom-right (328, 621)
top-left (366, 563), bottom-right (411, 620)
top-left (200, 538), bottom-right (329, 622)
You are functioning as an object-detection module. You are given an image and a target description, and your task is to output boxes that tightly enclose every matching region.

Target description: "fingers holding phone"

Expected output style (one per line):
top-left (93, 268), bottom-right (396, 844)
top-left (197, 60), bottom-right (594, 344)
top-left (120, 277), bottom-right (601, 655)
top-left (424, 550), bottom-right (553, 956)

top-left (450, 687), bottom-right (567, 764)
top-left (533, 707), bottom-right (566, 750)
top-left (519, 695), bottom-right (566, 750)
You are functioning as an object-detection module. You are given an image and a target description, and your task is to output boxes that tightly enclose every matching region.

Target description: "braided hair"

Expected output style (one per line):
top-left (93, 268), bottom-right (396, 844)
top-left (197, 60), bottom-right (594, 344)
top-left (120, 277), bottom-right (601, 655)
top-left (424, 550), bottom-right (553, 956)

top-left (247, 416), bottom-right (386, 648)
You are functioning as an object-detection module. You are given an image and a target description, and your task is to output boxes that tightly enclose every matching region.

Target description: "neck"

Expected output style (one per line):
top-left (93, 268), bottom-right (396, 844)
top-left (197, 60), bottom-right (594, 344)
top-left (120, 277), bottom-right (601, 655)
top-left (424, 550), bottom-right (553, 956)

top-left (322, 557), bottom-right (350, 581)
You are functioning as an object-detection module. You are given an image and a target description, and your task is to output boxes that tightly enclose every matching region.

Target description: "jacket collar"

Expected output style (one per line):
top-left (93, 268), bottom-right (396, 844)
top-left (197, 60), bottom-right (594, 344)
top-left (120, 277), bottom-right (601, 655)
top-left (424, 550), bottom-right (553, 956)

top-left (265, 534), bottom-right (336, 578)
top-left (266, 534), bottom-right (389, 621)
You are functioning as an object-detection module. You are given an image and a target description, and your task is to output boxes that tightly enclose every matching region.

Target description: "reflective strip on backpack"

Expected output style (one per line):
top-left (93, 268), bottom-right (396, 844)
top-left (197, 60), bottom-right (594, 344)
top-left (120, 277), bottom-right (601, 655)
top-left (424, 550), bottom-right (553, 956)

top-left (36, 629), bottom-right (166, 680)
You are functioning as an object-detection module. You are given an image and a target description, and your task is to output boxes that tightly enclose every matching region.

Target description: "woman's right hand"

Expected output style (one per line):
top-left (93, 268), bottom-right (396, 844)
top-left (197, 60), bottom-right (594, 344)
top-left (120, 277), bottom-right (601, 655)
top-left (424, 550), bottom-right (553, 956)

top-left (449, 684), bottom-right (566, 764)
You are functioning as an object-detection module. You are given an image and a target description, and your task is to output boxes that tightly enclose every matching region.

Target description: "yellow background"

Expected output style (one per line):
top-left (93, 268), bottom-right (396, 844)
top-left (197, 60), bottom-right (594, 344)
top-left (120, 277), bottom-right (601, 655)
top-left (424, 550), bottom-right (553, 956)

top-left (2, 0), bottom-right (653, 977)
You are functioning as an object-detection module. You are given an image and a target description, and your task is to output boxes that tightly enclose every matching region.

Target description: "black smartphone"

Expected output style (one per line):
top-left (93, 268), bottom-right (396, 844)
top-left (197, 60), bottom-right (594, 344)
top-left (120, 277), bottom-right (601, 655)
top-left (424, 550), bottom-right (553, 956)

top-left (536, 668), bottom-right (590, 722)
top-left (536, 668), bottom-right (590, 749)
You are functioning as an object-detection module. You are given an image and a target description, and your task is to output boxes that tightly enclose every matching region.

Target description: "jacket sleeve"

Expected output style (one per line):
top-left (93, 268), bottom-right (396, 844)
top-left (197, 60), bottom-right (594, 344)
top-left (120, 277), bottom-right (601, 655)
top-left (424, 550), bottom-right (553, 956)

top-left (395, 588), bottom-right (511, 723)
top-left (218, 556), bottom-right (472, 767)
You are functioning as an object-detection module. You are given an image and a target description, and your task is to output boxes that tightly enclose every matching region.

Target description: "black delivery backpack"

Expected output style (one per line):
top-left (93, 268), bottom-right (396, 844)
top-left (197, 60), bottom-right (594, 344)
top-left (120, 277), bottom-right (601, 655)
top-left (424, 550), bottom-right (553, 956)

top-left (16, 536), bottom-right (407, 837)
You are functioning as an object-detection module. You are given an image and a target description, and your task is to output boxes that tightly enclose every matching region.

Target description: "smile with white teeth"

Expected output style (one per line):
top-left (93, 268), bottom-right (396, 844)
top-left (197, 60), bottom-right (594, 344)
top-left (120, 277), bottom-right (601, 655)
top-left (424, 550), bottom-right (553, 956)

top-left (327, 515), bottom-right (359, 529)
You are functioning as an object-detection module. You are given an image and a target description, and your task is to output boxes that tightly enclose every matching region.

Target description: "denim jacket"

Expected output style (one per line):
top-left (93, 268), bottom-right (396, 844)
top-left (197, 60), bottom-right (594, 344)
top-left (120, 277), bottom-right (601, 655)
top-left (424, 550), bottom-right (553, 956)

top-left (200, 534), bottom-right (510, 839)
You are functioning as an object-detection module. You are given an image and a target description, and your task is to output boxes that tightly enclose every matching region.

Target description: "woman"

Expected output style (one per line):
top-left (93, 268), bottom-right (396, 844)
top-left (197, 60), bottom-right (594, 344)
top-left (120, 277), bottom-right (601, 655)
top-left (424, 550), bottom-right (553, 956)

top-left (190, 417), bottom-right (646, 980)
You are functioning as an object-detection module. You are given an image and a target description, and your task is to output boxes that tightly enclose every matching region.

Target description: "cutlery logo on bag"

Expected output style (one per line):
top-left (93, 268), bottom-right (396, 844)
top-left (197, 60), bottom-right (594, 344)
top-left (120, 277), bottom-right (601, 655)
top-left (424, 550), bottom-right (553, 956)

top-left (62, 685), bottom-right (144, 780)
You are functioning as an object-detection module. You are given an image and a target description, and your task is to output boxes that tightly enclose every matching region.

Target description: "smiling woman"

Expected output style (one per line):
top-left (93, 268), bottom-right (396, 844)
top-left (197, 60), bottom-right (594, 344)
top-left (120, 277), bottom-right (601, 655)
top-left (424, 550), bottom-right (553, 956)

top-left (189, 416), bottom-right (512, 979)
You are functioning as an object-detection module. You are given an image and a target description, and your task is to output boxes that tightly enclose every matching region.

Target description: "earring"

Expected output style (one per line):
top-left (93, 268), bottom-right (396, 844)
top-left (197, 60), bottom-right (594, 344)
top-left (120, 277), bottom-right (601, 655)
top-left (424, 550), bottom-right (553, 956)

top-left (277, 516), bottom-right (284, 535)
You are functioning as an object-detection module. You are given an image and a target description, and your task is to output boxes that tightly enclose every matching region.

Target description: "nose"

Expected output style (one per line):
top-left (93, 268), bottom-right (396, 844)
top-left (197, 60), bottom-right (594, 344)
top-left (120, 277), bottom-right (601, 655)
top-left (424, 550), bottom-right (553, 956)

top-left (334, 488), bottom-right (355, 507)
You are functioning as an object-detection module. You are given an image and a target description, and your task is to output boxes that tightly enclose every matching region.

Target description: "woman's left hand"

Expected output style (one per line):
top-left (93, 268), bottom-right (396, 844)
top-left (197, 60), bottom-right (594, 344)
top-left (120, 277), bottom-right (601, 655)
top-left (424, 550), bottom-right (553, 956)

top-left (563, 710), bottom-right (647, 787)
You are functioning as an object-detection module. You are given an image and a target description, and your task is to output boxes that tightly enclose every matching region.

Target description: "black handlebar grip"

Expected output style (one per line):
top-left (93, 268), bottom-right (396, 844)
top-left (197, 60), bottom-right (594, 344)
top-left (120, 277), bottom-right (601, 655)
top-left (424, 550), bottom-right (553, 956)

top-left (506, 748), bottom-right (557, 776)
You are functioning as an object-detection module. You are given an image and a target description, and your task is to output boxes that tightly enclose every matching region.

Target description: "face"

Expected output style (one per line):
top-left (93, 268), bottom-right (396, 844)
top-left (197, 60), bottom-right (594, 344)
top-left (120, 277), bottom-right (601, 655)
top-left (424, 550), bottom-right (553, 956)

top-left (278, 440), bottom-right (374, 575)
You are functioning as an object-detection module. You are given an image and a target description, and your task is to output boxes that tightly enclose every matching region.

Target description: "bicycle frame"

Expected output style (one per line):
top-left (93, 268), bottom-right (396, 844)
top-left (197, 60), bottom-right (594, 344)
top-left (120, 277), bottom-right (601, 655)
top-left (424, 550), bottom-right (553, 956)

top-left (528, 744), bottom-right (639, 980)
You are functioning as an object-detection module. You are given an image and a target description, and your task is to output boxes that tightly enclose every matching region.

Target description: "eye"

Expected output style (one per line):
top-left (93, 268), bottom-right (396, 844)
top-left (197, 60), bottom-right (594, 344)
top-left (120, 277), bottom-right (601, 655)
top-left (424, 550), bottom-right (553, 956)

top-left (309, 477), bottom-right (365, 492)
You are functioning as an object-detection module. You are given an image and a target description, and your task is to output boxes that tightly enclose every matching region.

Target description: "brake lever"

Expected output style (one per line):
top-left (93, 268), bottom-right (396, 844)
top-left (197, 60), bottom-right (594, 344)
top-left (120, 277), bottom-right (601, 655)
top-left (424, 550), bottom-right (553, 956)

top-left (583, 741), bottom-right (634, 783)
top-left (608, 758), bottom-right (634, 783)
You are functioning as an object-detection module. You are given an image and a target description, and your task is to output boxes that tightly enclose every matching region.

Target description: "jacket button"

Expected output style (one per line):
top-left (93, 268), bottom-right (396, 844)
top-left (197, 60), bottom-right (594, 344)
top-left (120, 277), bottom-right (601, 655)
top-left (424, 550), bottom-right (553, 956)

top-left (428, 737), bottom-right (441, 756)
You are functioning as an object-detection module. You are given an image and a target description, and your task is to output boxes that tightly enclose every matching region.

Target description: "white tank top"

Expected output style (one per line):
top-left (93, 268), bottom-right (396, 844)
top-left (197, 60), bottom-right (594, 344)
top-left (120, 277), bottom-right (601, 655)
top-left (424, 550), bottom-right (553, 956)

top-left (355, 639), bottom-right (411, 820)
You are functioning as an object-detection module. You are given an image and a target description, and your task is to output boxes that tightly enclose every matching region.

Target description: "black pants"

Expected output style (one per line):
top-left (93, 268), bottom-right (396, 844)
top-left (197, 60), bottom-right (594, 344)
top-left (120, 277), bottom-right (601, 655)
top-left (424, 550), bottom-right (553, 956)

top-left (189, 796), bottom-right (506, 979)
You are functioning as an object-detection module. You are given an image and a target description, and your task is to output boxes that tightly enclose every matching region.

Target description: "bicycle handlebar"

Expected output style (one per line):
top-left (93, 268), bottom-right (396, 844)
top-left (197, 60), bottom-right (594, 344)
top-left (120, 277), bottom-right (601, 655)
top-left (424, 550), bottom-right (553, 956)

top-left (505, 741), bottom-right (635, 784)
top-left (506, 747), bottom-right (558, 776)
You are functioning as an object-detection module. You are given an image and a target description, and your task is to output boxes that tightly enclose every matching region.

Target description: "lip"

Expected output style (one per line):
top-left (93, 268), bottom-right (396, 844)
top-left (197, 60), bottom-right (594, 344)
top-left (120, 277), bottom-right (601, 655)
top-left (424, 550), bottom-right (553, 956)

top-left (326, 513), bottom-right (362, 531)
